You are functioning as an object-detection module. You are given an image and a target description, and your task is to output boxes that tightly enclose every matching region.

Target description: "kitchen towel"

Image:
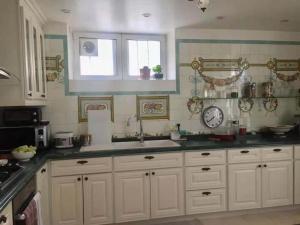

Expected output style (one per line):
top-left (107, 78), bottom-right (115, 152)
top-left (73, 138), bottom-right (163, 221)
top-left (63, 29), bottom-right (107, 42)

top-left (33, 192), bottom-right (43, 225)
top-left (23, 197), bottom-right (38, 225)
top-left (88, 110), bottom-right (112, 145)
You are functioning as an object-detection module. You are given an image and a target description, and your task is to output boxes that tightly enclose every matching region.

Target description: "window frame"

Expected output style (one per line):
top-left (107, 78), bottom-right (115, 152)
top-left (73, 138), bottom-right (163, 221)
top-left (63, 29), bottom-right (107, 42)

top-left (73, 32), bottom-right (122, 80)
top-left (122, 34), bottom-right (167, 80)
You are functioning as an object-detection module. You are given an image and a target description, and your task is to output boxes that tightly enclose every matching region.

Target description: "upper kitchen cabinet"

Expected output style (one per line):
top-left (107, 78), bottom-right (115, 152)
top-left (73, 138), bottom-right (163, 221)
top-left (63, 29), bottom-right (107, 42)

top-left (0, 0), bottom-right (47, 106)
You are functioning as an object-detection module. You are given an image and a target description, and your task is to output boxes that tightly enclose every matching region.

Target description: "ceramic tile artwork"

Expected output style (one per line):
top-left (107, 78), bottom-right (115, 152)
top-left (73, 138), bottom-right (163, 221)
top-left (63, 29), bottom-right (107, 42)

top-left (43, 40), bottom-right (300, 138)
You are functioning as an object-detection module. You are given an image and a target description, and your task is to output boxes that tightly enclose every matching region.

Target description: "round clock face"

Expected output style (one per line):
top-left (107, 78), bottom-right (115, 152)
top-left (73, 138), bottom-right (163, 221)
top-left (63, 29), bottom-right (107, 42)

top-left (202, 106), bottom-right (224, 128)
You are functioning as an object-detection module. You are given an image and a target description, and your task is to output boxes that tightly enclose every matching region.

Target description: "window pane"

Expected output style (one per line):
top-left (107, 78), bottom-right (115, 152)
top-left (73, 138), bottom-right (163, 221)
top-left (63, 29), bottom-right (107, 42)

top-left (80, 38), bottom-right (115, 76)
top-left (128, 40), bottom-right (161, 76)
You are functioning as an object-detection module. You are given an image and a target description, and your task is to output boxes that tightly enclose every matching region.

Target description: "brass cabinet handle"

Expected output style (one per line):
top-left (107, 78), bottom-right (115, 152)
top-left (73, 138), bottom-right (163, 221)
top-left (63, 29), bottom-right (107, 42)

top-left (202, 167), bottom-right (211, 171)
top-left (257, 165), bottom-right (262, 168)
top-left (145, 173), bottom-right (149, 176)
top-left (152, 172), bottom-right (155, 175)
top-left (41, 168), bottom-right (46, 173)
top-left (84, 177), bottom-right (88, 181)
top-left (77, 160), bottom-right (88, 165)
top-left (201, 152), bottom-right (210, 156)
top-left (273, 148), bottom-right (282, 152)
top-left (240, 150), bottom-right (249, 154)
top-left (144, 156), bottom-right (154, 160)
top-left (263, 164), bottom-right (267, 168)
top-left (77, 177), bottom-right (81, 181)
top-left (202, 191), bottom-right (211, 196)
top-left (0, 215), bottom-right (7, 224)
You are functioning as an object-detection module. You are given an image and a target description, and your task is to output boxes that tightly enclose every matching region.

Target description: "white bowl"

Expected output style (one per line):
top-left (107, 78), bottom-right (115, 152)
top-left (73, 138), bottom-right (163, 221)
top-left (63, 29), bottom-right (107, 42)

top-left (268, 125), bottom-right (294, 134)
top-left (12, 150), bottom-right (35, 161)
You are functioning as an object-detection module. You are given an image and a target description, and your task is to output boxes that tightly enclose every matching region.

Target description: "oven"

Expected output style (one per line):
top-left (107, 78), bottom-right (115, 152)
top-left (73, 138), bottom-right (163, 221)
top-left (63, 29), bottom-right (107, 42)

top-left (12, 177), bottom-right (36, 225)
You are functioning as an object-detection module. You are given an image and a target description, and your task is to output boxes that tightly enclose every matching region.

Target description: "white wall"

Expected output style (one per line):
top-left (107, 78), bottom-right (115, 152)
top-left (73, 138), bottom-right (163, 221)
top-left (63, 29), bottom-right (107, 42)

top-left (43, 27), bottom-right (300, 138)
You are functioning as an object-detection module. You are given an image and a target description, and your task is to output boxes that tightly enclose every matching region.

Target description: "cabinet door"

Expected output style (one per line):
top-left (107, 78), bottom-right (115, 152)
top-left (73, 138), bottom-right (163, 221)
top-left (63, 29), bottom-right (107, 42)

top-left (51, 176), bottom-right (83, 225)
top-left (114, 171), bottom-right (150, 223)
top-left (38, 29), bottom-right (46, 99)
top-left (150, 168), bottom-right (184, 218)
top-left (262, 161), bottom-right (293, 207)
top-left (36, 164), bottom-right (50, 225)
top-left (83, 173), bottom-right (113, 225)
top-left (0, 202), bottom-right (13, 225)
top-left (228, 163), bottom-right (261, 210)
top-left (20, 5), bottom-right (34, 99)
top-left (295, 161), bottom-right (300, 204)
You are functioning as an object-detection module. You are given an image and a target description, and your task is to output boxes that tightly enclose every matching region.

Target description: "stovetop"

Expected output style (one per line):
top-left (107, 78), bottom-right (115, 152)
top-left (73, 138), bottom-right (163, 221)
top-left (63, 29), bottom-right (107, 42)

top-left (0, 160), bottom-right (24, 190)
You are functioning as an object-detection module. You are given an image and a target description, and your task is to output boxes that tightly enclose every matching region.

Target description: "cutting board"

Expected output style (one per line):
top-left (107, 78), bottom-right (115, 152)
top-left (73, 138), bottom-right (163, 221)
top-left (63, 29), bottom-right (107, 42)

top-left (88, 110), bottom-right (112, 145)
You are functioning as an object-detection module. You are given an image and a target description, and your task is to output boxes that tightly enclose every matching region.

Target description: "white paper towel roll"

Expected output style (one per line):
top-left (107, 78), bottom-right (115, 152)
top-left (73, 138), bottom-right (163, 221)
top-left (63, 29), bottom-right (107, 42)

top-left (88, 110), bottom-right (112, 145)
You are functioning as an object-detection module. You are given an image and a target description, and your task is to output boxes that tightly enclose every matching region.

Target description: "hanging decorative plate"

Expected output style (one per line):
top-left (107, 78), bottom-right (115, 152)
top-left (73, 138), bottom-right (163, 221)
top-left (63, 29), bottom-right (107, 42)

top-left (187, 96), bottom-right (203, 115)
top-left (238, 98), bottom-right (254, 112)
top-left (202, 106), bottom-right (224, 128)
top-left (263, 98), bottom-right (278, 112)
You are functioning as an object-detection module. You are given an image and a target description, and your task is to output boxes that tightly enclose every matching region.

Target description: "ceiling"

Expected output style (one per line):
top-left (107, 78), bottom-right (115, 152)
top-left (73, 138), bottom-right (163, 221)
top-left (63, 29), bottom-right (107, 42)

top-left (36, 0), bottom-right (300, 33)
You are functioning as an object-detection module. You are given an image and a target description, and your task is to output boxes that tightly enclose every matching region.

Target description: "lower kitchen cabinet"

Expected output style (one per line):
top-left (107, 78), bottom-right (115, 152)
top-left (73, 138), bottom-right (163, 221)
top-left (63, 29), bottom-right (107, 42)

top-left (51, 176), bottom-right (83, 225)
top-left (229, 161), bottom-right (293, 210)
top-left (51, 174), bottom-right (113, 225)
top-left (114, 171), bottom-right (150, 223)
top-left (36, 164), bottom-right (50, 225)
top-left (186, 189), bottom-right (226, 214)
top-left (262, 161), bottom-right (293, 207)
top-left (294, 160), bottom-right (300, 204)
top-left (228, 163), bottom-right (261, 210)
top-left (114, 168), bottom-right (184, 223)
top-left (150, 168), bottom-right (184, 219)
top-left (83, 174), bottom-right (113, 225)
top-left (0, 202), bottom-right (13, 225)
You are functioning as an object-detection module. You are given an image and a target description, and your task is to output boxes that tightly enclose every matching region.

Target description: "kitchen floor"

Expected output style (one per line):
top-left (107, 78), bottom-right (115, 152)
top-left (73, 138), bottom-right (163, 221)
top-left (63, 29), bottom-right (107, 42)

top-left (130, 209), bottom-right (300, 225)
top-left (199, 209), bottom-right (300, 225)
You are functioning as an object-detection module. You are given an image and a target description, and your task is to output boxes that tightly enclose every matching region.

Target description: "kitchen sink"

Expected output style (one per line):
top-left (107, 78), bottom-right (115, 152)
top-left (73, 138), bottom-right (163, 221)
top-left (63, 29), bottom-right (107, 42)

top-left (80, 140), bottom-right (180, 152)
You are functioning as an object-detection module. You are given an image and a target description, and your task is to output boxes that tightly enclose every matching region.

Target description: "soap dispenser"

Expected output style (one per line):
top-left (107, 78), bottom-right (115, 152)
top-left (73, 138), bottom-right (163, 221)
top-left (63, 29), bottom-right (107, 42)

top-left (171, 123), bottom-right (181, 140)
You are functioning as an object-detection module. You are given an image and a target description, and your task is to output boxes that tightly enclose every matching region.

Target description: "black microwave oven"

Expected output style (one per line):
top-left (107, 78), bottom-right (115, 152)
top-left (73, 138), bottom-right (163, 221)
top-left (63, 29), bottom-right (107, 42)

top-left (2, 107), bottom-right (41, 126)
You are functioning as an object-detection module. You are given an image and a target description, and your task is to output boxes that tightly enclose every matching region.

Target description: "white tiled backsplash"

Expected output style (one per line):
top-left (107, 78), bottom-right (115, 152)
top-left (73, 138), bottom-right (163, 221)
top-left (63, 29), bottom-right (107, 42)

top-left (43, 32), bottom-right (300, 138)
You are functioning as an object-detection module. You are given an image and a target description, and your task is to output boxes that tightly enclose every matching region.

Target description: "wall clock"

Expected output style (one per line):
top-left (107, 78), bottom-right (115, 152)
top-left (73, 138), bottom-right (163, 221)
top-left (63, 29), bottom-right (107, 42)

top-left (202, 106), bottom-right (224, 128)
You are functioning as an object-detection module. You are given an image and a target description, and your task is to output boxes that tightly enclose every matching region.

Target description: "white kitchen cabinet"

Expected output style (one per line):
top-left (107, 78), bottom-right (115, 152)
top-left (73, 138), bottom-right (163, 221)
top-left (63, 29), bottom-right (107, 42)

top-left (114, 171), bottom-right (150, 223)
top-left (262, 161), bottom-right (293, 207)
top-left (228, 163), bottom-right (261, 210)
top-left (36, 163), bottom-right (50, 225)
top-left (0, 0), bottom-right (46, 106)
top-left (150, 168), bottom-right (184, 218)
top-left (115, 168), bottom-right (184, 222)
top-left (83, 174), bottom-right (113, 225)
top-left (51, 176), bottom-right (83, 225)
top-left (0, 203), bottom-right (13, 225)
top-left (295, 160), bottom-right (300, 204)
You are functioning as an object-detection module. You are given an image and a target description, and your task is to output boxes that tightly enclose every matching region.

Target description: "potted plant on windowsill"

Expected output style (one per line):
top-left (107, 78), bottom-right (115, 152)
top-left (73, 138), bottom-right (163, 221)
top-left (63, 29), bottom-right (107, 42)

top-left (152, 65), bottom-right (163, 80)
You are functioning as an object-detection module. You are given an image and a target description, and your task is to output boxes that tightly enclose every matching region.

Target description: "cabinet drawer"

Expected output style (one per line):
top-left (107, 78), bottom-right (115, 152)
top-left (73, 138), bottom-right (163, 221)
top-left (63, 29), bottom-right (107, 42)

top-left (261, 146), bottom-right (293, 161)
top-left (114, 153), bottom-right (183, 171)
top-left (186, 165), bottom-right (226, 190)
top-left (228, 148), bottom-right (261, 163)
top-left (185, 150), bottom-right (226, 166)
top-left (51, 157), bottom-right (112, 176)
top-left (294, 145), bottom-right (300, 159)
top-left (186, 189), bottom-right (226, 214)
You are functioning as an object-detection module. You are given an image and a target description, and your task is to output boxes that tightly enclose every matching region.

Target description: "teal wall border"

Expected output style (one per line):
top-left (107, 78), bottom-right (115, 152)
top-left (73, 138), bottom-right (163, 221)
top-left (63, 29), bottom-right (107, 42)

top-left (44, 37), bottom-right (300, 96)
top-left (45, 34), bottom-right (69, 96)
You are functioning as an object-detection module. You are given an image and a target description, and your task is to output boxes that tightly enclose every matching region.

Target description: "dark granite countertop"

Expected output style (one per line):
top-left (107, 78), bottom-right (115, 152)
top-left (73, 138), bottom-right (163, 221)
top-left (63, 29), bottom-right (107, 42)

top-left (1, 134), bottom-right (300, 212)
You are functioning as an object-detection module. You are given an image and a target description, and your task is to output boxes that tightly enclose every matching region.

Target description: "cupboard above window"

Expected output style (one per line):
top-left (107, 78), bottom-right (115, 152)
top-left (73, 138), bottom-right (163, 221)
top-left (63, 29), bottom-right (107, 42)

top-left (0, 0), bottom-right (47, 106)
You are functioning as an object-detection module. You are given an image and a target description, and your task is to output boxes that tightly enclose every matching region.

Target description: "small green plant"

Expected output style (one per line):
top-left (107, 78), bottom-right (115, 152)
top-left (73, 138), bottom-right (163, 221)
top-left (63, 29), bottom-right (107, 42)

top-left (152, 65), bottom-right (162, 73)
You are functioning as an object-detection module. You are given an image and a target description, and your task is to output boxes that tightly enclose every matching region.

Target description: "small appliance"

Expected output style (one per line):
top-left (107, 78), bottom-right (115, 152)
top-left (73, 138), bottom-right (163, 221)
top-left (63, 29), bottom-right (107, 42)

top-left (54, 132), bottom-right (74, 148)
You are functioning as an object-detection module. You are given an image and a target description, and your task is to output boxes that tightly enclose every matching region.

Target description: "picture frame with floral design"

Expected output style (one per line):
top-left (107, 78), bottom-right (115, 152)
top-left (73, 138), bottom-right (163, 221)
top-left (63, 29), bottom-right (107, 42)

top-left (136, 96), bottom-right (170, 120)
top-left (78, 97), bottom-right (114, 122)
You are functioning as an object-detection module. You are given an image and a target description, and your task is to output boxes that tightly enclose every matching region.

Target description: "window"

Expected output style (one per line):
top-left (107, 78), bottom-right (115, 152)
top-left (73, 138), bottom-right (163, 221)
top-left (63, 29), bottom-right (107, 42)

top-left (73, 33), bottom-right (167, 80)
top-left (80, 38), bottom-right (116, 76)
top-left (74, 33), bottom-right (121, 80)
top-left (123, 34), bottom-right (166, 80)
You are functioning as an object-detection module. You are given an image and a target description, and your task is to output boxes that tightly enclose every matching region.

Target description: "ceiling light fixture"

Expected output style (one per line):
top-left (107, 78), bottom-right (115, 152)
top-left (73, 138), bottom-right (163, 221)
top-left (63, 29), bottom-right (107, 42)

top-left (280, 19), bottom-right (289, 23)
top-left (188, 0), bottom-right (210, 12)
top-left (142, 13), bottom-right (151, 18)
top-left (61, 9), bottom-right (72, 14)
